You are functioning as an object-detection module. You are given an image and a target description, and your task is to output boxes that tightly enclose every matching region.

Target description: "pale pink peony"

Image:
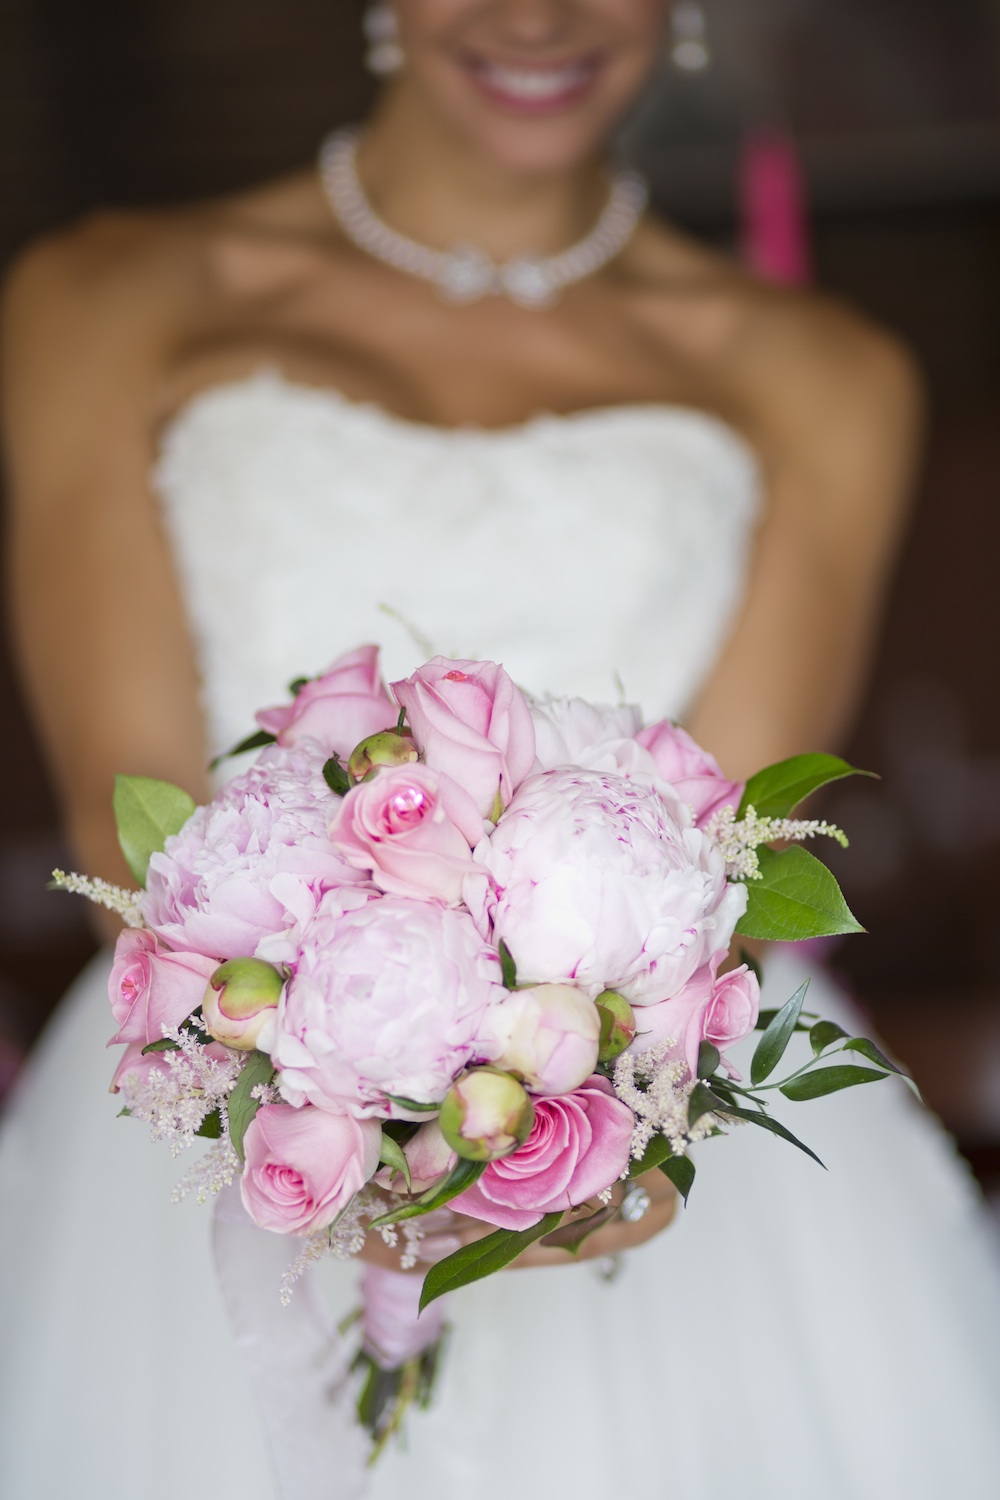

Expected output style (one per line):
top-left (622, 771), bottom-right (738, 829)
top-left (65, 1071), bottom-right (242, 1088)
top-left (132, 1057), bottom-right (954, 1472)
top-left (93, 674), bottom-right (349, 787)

top-left (107, 928), bottom-right (216, 1047)
top-left (142, 743), bottom-right (366, 962)
top-left (240, 1101), bottom-right (381, 1235)
top-left (529, 695), bottom-right (644, 773)
top-left (636, 720), bottom-right (743, 827)
top-left (255, 645), bottom-right (396, 759)
top-left (451, 1075), bottom-right (633, 1230)
top-left (328, 763), bottom-right (485, 905)
top-left (270, 892), bottom-right (505, 1118)
top-left (484, 983), bottom-right (600, 1096)
top-left (628, 959), bottom-right (760, 1076)
top-left (472, 767), bottom-right (747, 1008)
top-left (391, 657), bottom-right (536, 817)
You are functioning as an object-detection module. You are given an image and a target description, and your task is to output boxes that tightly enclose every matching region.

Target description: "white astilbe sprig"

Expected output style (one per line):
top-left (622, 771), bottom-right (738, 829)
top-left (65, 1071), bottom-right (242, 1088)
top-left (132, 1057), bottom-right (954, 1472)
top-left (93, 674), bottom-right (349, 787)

top-left (121, 1026), bottom-right (243, 1156)
top-left (706, 804), bottom-right (848, 882)
top-left (50, 868), bottom-right (145, 926)
top-left (172, 1138), bottom-right (241, 1205)
top-left (399, 1219), bottom-right (425, 1272)
top-left (279, 1187), bottom-right (386, 1305)
top-left (613, 1041), bottom-right (722, 1164)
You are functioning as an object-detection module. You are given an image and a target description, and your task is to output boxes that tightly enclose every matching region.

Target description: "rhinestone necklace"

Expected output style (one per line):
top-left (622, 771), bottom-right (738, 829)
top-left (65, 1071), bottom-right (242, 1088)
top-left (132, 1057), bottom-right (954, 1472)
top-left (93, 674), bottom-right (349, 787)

top-left (318, 128), bottom-right (648, 310)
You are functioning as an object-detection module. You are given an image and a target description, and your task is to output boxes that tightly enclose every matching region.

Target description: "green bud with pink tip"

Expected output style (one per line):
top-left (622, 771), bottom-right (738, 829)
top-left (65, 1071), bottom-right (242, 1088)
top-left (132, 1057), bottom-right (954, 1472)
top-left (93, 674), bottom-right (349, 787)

top-left (347, 730), bottom-right (419, 783)
top-left (438, 1066), bottom-right (535, 1162)
top-left (594, 989), bottom-right (636, 1062)
top-left (203, 957), bottom-right (283, 1051)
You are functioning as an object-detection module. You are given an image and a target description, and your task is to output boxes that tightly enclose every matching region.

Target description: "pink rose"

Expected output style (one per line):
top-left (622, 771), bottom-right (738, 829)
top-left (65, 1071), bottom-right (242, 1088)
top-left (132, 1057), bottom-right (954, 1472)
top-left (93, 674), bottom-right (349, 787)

top-left (328, 763), bottom-right (484, 905)
top-left (256, 645), bottom-right (396, 759)
top-left (107, 929), bottom-right (217, 1047)
top-left (636, 720), bottom-right (743, 827)
top-left (391, 657), bottom-right (536, 818)
top-left (240, 1102), bottom-right (381, 1236)
top-left (451, 1075), bottom-right (633, 1230)
top-left (628, 959), bottom-right (760, 1076)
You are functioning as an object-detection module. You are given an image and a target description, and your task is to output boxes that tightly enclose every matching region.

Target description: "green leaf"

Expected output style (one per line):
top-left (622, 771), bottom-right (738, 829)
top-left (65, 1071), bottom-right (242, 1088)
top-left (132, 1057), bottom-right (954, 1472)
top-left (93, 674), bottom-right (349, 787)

top-left (498, 940), bottom-right (518, 991)
top-left (628, 1133), bottom-right (676, 1177)
top-left (810, 1019), bottom-right (849, 1055)
top-left (841, 1036), bottom-right (905, 1076)
top-left (697, 1040), bottom-right (721, 1079)
top-left (384, 1093), bottom-right (440, 1114)
top-left (735, 846), bottom-right (864, 942)
top-left (688, 1082), bottom-right (732, 1128)
top-left (289, 677), bottom-right (310, 696)
top-left (368, 1156), bottom-right (486, 1229)
top-left (712, 1098), bottom-right (826, 1167)
top-left (739, 946), bottom-right (763, 986)
top-left (378, 1132), bottom-right (412, 1191)
top-left (322, 756), bottom-right (351, 796)
top-left (540, 1202), bottom-right (619, 1255)
top-left (113, 775), bottom-right (197, 887)
top-left (141, 1036), bottom-right (180, 1055)
top-left (228, 1050), bottom-right (276, 1161)
top-left (751, 980), bottom-right (809, 1085)
top-left (208, 728), bottom-right (277, 771)
top-left (660, 1155), bottom-right (695, 1203)
top-left (779, 1065), bottom-right (890, 1102)
top-left (196, 1109), bottom-right (223, 1139)
top-left (419, 1211), bottom-right (564, 1310)
top-left (738, 753), bottom-right (875, 819)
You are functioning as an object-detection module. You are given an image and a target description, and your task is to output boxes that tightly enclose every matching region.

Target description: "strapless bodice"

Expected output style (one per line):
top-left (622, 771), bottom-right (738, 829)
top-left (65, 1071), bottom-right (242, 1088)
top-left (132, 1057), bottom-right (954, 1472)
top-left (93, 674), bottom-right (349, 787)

top-left (153, 369), bottom-right (762, 755)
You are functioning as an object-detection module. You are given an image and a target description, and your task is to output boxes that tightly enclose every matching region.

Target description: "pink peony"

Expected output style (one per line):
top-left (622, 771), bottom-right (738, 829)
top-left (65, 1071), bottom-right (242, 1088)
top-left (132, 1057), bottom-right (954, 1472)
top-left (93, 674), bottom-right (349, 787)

top-left (328, 763), bottom-right (485, 905)
top-left (107, 929), bottom-right (216, 1047)
top-left (255, 645), bottom-right (396, 759)
top-left (472, 767), bottom-right (747, 1008)
top-left (451, 1075), bottom-right (633, 1230)
top-left (142, 743), bottom-right (366, 962)
top-left (635, 720), bottom-right (743, 827)
top-left (240, 1102), bottom-right (381, 1236)
top-left (529, 695), bottom-right (643, 772)
top-left (484, 983), bottom-right (601, 1096)
top-left (270, 892), bottom-right (504, 1118)
top-left (391, 657), bottom-right (536, 818)
top-left (628, 959), bottom-right (760, 1076)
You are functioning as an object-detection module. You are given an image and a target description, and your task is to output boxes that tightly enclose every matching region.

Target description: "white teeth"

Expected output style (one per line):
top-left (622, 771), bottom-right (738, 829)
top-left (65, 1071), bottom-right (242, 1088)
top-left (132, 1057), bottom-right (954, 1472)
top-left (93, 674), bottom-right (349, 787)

top-left (479, 62), bottom-right (589, 101)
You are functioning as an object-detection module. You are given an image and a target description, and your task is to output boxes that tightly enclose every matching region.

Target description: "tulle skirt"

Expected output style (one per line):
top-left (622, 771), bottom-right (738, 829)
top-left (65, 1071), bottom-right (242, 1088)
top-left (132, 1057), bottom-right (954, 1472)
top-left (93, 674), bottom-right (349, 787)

top-left (3, 945), bottom-right (1000, 1500)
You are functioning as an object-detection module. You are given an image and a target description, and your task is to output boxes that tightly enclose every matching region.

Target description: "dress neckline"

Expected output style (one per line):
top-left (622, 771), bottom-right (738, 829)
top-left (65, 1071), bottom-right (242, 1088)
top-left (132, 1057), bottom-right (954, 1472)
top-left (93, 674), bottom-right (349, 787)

top-left (159, 366), bottom-right (761, 474)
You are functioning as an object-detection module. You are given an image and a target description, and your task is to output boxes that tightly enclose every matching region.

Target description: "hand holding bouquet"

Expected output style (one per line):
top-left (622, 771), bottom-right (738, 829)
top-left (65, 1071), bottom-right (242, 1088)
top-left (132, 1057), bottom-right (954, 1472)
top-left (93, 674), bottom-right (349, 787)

top-left (56, 645), bottom-right (906, 1454)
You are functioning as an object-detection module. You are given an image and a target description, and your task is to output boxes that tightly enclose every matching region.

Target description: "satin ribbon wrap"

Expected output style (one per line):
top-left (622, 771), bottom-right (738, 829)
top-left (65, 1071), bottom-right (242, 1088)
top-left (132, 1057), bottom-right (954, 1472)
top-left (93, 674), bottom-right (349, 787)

top-left (212, 1183), bottom-right (369, 1500)
top-left (360, 1262), bottom-right (446, 1368)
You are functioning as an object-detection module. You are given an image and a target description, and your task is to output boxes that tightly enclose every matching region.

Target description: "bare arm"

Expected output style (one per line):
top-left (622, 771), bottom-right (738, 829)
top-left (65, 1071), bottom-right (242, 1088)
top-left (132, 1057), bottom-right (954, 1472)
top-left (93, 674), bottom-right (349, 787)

top-left (2, 221), bottom-right (211, 922)
top-left (686, 301), bottom-right (924, 778)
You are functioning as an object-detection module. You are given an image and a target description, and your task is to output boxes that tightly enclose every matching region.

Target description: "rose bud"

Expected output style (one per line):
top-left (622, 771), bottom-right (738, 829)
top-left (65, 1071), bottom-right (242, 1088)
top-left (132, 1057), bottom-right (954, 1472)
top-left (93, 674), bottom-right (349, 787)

top-left (203, 957), bottom-right (284, 1051)
top-left (439, 1067), bottom-right (535, 1162)
top-left (594, 989), bottom-right (636, 1062)
top-left (488, 984), bottom-right (600, 1096)
top-left (347, 730), bottom-right (419, 783)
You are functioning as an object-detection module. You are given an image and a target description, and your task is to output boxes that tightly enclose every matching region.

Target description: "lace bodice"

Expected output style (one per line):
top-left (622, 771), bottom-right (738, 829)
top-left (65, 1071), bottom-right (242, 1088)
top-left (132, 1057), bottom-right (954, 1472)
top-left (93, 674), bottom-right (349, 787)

top-left (153, 369), bottom-right (762, 756)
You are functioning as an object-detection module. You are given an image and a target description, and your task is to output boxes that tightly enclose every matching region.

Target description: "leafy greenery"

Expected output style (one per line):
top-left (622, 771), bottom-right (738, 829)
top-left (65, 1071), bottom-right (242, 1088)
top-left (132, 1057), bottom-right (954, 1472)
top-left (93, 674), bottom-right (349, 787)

top-left (660, 1154), bottom-right (695, 1202)
top-left (750, 981), bottom-right (810, 1085)
top-left (779, 1065), bottom-right (890, 1102)
top-left (228, 1050), bottom-right (276, 1161)
top-left (540, 1202), bottom-right (619, 1255)
top-left (735, 846), bottom-right (864, 942)
top-left (809, 1019), bottom-right (849, 1055)
top-left (498, 940), bottom-right (518, 991)
top-left (628, 1133), bottom-right (676, 1177)
top-left (378, 1133), bottom-right (412, 1191)
top-left (738, 752), bottom-right (874, 819)
top-left (419, 1212), bottom-right (564, 1310)
top-left (384, 1094), bottom-right (440, 1114)
top-left (196, 1109), bottom-right (223, 1139)
top-left (113, 775), bottom-right (196, 887)
top-left (368, 1156), bottom-right (486, 1229)
top-left (141, 1036), bottom-right (180, 1055)
top-left (208, 728), bottom-right (277, 771)
top-left (322, 755), bottom-right (351, 796)
top-left (697, 1040), bottom-right (721, 1079)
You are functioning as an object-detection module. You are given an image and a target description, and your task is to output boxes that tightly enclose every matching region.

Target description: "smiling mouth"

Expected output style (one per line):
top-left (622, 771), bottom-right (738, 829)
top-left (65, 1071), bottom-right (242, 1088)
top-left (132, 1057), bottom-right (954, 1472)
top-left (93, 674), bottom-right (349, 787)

top-left (462, 54), bottom-right (603, 113)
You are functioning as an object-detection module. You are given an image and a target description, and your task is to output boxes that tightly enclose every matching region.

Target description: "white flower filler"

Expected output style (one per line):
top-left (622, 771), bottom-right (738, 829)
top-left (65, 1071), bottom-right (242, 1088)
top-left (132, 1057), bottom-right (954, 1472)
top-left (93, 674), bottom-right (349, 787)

top-left (706, 804), bottom-right (848, 882)
top-left (50, 868), bottom-right (145, 926)
top-left (613, 1041), bottom-right (722, 1164)
top-left (173, 1138), bottom-right (242, 1205)
top-left (119, 1025), bottom-right (243, 1156)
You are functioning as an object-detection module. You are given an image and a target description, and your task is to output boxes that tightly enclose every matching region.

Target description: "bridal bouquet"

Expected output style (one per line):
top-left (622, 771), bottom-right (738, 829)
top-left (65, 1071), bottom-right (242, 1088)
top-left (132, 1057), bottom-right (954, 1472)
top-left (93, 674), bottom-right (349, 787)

top-left (57, 645), bottom-right (903, 1453)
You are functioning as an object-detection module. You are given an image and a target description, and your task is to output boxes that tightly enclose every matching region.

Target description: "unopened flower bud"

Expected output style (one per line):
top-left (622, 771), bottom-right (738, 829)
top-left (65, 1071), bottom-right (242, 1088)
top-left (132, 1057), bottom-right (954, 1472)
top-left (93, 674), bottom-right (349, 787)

top-left (203, 957), bottom-right (283, 1051)
top-left (595, 989), bottom-right (636, 1062)
top-left (489, 983), bottom-right (600, 1096)
top-left (439, 1067), bottom-right (535, 1162)
top-left (347, 730), bottom-right (419, 783)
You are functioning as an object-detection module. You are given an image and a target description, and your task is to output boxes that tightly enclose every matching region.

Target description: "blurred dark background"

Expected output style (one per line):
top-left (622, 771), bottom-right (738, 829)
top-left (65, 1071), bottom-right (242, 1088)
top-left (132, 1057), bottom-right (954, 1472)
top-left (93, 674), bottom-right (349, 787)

top-left (1, 1), bottom-right (998, 1191)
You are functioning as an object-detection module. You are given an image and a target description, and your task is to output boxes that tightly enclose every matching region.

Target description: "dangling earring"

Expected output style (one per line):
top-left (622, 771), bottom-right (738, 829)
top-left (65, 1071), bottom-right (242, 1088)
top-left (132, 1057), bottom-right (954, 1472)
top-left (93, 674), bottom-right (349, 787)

top-left (670, 2), bottom-right (711, 73)
top-left (363, 1), bottom-right (404, 77)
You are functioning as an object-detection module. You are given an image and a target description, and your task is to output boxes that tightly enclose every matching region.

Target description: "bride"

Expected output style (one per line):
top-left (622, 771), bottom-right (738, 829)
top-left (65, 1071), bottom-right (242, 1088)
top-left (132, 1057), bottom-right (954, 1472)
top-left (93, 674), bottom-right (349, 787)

top-left (3, 2), bottom-right (1000, 1496)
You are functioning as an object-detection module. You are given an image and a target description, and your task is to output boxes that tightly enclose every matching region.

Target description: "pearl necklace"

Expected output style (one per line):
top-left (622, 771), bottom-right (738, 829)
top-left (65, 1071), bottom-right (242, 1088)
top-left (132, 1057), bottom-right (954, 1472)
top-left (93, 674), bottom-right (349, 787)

top-left (318, 128), bottom-right (648, 310)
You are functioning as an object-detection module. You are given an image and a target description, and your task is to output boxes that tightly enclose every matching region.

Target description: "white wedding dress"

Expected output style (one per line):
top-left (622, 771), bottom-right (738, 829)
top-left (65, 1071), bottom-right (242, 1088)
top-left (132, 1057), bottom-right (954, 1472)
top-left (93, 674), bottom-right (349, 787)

top-left (3, 369), bottom-right (1000, 1499)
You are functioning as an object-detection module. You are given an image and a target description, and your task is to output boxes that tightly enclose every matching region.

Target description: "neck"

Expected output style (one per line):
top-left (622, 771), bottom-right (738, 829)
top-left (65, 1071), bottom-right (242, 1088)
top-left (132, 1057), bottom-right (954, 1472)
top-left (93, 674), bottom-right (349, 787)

top-left (357, 84), bottom-right (611, 261)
